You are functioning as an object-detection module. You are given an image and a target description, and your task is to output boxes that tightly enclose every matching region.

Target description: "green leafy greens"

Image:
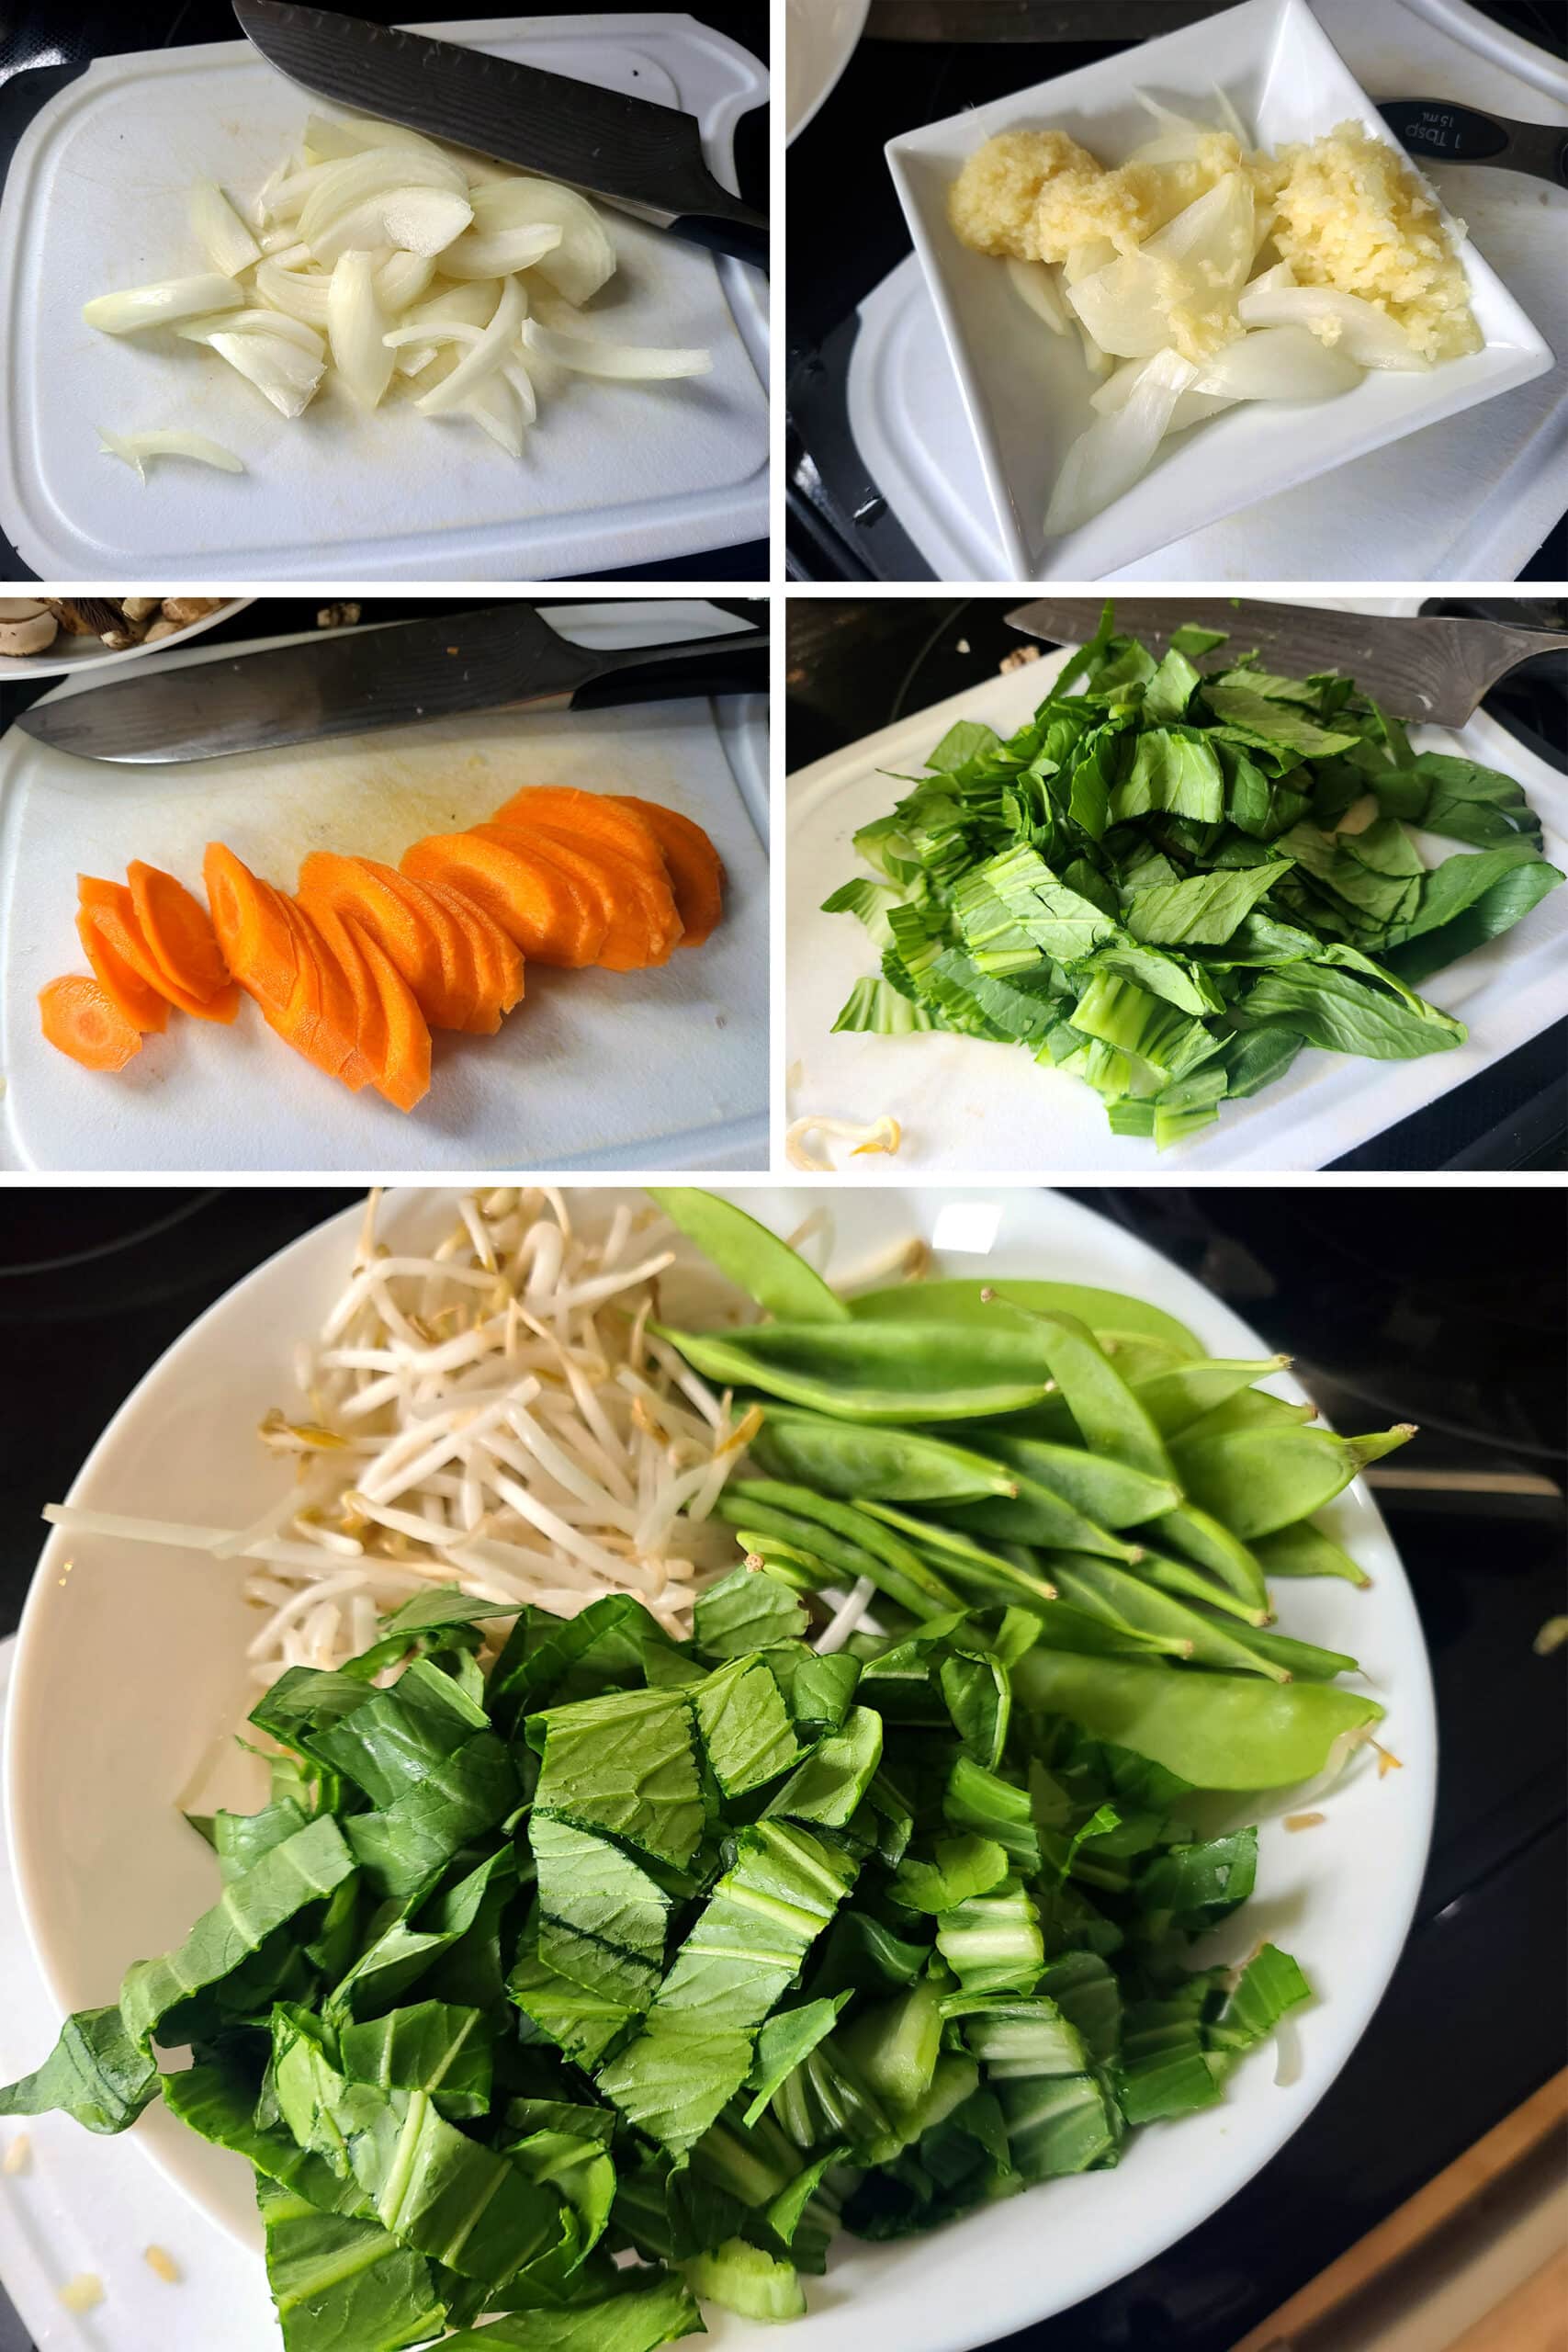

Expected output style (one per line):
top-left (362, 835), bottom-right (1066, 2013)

top-left (823, 606), bottom-right (1562, 1145)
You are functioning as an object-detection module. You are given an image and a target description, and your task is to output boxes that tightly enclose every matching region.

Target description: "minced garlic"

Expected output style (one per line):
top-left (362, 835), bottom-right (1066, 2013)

top-left (948, 130), bottom-right (1104, 259)
top-left (59, 2276), bottom-right (104, 2314)
top-left (1270, 120), bottom-right (1480, 361)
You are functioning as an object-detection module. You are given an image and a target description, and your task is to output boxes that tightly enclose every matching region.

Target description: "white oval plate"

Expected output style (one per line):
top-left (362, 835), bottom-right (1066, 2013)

top-left (4, 1184), bottom-right (1436, 2350)
top-left (0, 595), bottom-right (252, 681)
top-left (787, 0), bottom-right (871, 142)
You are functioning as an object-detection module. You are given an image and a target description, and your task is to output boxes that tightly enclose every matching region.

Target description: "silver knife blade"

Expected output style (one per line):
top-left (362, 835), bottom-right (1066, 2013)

top-left (1004, 597), bottom-right (1554, 728)
top-left (14, 608), bottom-right (604, 766)
top-left (231, 0), bottom-right (760, 234)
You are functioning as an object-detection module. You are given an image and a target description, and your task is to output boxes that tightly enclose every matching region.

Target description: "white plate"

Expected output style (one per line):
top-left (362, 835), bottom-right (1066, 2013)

top-left (786, 0), bottom-right (871, 142)
top-left (785, 602), bottom-right (1568, 1172)
top-left (0, 597), bottom-right (252, 683)
top-left (0, 601), bottom-right (770, 1172)
top-left (5, 1182), bottom-right (1436, 2351)
top-left (0, 17), bottom-right (768, 582)
top-left (884, 0), bottom-right (1552, 582)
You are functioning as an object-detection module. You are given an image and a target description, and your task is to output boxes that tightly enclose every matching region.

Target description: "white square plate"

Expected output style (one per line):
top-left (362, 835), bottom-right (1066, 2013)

top-left (886, 0), bottom-right (1552, 581)
top-left (0, 17), bottom-right (768, 582)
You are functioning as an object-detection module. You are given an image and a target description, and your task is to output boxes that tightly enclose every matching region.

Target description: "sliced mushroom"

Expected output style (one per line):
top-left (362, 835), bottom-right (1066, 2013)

top-left (159, 597), bottom-right (225, 626)
top-left (46, 598), bottom-right (125, 637)
top-left (0, 604), bottom-right (59, 657)
top-left (121, 596), bottom-right (162, 624)
top-left (142, 617), bottom-right (183, 641)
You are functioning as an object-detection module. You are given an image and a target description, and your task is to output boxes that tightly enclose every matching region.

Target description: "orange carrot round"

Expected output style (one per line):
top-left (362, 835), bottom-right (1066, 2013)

top-left (128, 859), bottom-right (232, 1002)
top-left (39, 975), bottom-right (143, 1071)
top-left (612, 797), bottom-right (725, 946)
top-left (73, 904), bottom-right (168, 1034)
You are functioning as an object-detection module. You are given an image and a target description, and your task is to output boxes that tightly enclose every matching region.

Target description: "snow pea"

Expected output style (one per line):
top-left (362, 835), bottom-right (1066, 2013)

top-left (1178, 1388), bottom-right (1318, 1442)
top-left (1047, 1555), bottom-right (1291, 1683)
top-left (649, 1189), bottom-right (848, 1325)
top-left (985, 1301), bottom-right (1175, 1483)
top-left (1115, 1357), bottom-right (1292, 1440)
top-left (958, 1428), bottom-right (1181, 1530)
top-left (948, 1476), bottom-right (1142, 1565)
top-left (1171, 1424), bottom-right (1416, 1543)
top-left (655, 1319), bottom-right (1056, 1423)
top-left (1124, 1548), bottom-right (1270, 1628)
top-left (751, 1409), bottom-right (1018, 1505)
top-left (712, 1493), bottom-right (957, 1623)
top-left (728, 1532), bottom-right (835, 1593)
top-left (1011, 1650), bottom-right (1385, 1791)
top-left (847, 1278), bottom-right (1200, 1358)
top-left (729, 1481), bottom-right (960, 1611)
top-left (1137, 1503), bottom-right (1269, 1613)
top-left (1187, 1616), bottom-right (1359, 1681)
top-left (855, 1502), bottom-right (1060, 1603)
top-left (1252, 1519), bottom-right (1372, 1589)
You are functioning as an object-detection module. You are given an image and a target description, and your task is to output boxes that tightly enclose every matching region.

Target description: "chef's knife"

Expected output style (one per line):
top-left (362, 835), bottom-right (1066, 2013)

top-left (13, 605), bottom-right (768, 766)
top-left (1005, 598), bottom-right (1568, 728)
top-left (231, 0), bottom-right (768, 269)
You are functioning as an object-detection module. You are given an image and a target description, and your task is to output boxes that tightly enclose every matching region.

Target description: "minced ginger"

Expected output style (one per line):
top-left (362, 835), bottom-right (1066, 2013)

top-left (1270, 119), bottom-right (1481, 361)
top-left (948, 114), bottom-right (1476, 363)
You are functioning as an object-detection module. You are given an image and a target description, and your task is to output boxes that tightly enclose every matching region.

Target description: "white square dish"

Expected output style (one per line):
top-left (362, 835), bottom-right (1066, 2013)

top-left (886, 0), bottom-right (1553, 582)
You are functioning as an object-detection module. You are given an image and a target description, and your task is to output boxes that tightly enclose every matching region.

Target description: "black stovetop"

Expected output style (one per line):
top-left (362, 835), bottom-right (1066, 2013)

top-left (0, 1185), bottom-right (1562, 2352)
top-left (784, 4), bottom-right (1568, 582)
top-left (0, 1), bottom-right (769, 584)
top-left (785, 594), bottom-right (1568, 1172)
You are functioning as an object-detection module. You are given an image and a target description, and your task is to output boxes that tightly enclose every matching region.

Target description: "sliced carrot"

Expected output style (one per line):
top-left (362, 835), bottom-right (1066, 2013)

top-left (304, 896), bottom-right (387, 1070)
top-left (271, 899), bottom-right (372, 1090)
top-left (299, 853), bottom-right (463, 1027)
top-left (79, 892), bottom-right (240, 1024)
top-left (73, 904), bottom-right (168, 1034)
top-left (128, 860), bottom-right (232, 1002)
top-left (613, 798), bottom-right (725, 946)
top-left (343, 916), bottom-right (433, 1112)
top-left (400, 831), bottom-right (592, 968)
top-left (489, 786), bottom-right (671, 879)
top-left (204, 843), bottom-right (297, 1012)
top-left (416, 879), bottom-right (525, 1034)
top-left (39, 974), bottom-right (143, 1072)
top-left (482, 820), bottom-right (682, 971)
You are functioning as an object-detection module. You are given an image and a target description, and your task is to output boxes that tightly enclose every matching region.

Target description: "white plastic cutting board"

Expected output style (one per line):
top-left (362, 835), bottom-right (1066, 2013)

top-left (0, 17), bottom-right (768, 582)
top-left (0, 601), bottom-right (770, 1172)
top-left (786, 599), bottom-right (1568, 1172)
top-left (847, 0), bottom-right (1568, 582)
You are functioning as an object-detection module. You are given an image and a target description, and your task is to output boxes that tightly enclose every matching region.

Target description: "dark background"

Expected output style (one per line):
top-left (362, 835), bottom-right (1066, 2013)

top-left (0, 1183), bottom-right (1563, 2352)
top-left (0, 2), bottom-right (770, 582)
top-left (786, 594), bottom-right (1568, 1171)
top-left (785, 2), bottom-right (1568, 582)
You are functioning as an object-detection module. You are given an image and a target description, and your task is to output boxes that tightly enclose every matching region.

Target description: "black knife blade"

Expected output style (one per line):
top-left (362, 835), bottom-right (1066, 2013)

top-left (13, 606), bottom-right (769, 764)
top-left (231, 0), bottom-right (767, 269)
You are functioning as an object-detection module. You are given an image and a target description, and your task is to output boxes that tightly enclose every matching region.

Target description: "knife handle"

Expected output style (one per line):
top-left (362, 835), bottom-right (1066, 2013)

top-left (670, 210), bottom-right (769, 273)
top-left (570, 632), bottom-right (769, 712)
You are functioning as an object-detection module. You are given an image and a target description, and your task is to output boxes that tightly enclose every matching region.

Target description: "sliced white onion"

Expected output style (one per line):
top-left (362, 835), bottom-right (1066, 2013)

top-left (83, 275), bottom-right (243, 334)
top-left (1090, 354), bottom-right (1230, 432)
top-left (189, 181), bottom-right (261, 277)
top-left (259, 226), bottom-right (307, 258)
top-left (1006, 258), bottom-right (1068, 334)
top-left (178, 307), bottom-right (325, 356)
top-left (1068, 172), bottom-right (1253, 359)
top-left (1246, 259), bottom-right (1297, 298)
top-left (1074, 312), bottom-right (1112, 379)
top-left (436, 177), bottom-right (615, 306)
top-left (414, 275), bottom-right (525, 416)
top-left (1192, 322), bottom-right (1365, 400)
top-left (1063, 237), bottom-right (1118, 286)
top-left (438, 220), bottom-right (564, 283)
top-left (1237, 281), bottom-right (1427, 370)
top-left (459, 374), bottom-right (525, 458)
top-left (262, 158), bottom-right (342, 224)
top-left (388, 280), bottom-right (498, 376)
top-left (1045, 346), bottom-right (1197, 537)
top-left (98, 427), bottom-right (245, 481)
top-left (303, 111), bottom-right (467, 175)
top-left (207, 331), bottom-right (325, 418)
top-left (254, 259), bottom-right (333, 328)
top-left (301, 150), bottom-right (472, 263)
top-left (522, 317), bottom-right (712, 381)
top-left (327, 250), bottom-right (393, 409)
top-left (250, 149), bottom-right (299, 230)
top-left (375, 249), bottom-right (436, 314)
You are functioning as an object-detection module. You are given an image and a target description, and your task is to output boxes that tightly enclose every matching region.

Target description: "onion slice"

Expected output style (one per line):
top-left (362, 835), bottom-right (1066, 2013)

top-left (178, 308), bottom-right (325, 356)
top-left (1192, 322), bottom-right (1365, 400)
top-left (83, 276), bottom-right (243, 334)
top-left (327, 250), bottom-right (393, 410)
top-left (207, 332), bottom-right (325, 418)
top-left (414, 275), bottom-right (526, 416)
top-left (438, 178), bottom-right (615, 306)
top-left (1237, 281), bottom-right (1427, 370)
top-left (1045, 346), bottom-right (1197, 537)
top-left (1007, 258), bottom-right (1068, 335)
top-left (188, 181), bottom-right (261, 277)
top-left (98, 427), bottom-right (245, 481)
top-left (254, 260), bottom-right (332, 329)
top-left (522, 318), bottom-right (712, 380)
